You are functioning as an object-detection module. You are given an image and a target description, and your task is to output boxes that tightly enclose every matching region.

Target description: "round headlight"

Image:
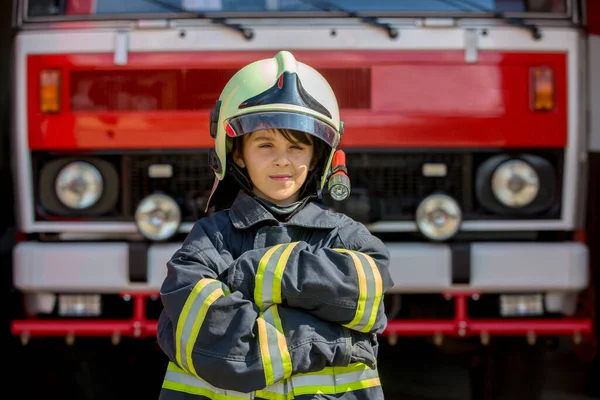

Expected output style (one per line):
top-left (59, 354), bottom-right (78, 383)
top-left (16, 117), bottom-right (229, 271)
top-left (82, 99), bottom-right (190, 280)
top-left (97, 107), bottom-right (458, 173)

top-left (416, 194), bottom-right (462, 241)
top-left (55, 162), bottom-right (103, 209)
top-left (135, 194), bottom-right (181, 241)
top-left (491, 160), bottom-right (540, 208)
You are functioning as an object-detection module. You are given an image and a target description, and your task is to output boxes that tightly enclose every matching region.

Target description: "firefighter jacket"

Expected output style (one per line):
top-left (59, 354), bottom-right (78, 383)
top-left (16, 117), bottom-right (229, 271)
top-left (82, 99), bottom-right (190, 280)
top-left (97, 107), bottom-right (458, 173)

top-left (157, 190), bottom-right (395, 399)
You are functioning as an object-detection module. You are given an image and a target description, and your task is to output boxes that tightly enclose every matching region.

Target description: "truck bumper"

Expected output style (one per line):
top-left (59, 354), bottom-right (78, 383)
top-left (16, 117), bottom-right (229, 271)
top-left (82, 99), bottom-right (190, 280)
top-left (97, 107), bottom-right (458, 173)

top-left (385, 242), bottom-right (589, 293)
top-left (11, 241), bottom-right (592, 340)
top-left (13, 241), bottom-right (180, 293)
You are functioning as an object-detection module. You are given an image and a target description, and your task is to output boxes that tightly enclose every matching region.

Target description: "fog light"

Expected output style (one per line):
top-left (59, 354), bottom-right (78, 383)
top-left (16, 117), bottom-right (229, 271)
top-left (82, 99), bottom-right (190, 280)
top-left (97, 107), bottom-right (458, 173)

top-left (58, 294), bottom-right (101, 317)
top-left (416, 194), bottom-right (462, 241)
top-left (135, 194), bottom-right (181, 241)
top-left (500, 294), bottom-right (544, 317)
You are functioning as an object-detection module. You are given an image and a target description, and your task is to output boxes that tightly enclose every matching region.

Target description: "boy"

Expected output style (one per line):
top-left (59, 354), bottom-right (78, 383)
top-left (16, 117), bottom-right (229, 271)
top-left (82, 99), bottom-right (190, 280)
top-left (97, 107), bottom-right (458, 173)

top-left (157, 50), bottom-right (394, 399)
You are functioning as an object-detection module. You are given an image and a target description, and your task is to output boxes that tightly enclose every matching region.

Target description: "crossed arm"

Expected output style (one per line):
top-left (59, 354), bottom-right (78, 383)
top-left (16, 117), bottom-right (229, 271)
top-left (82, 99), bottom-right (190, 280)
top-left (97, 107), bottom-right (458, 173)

top-left (227, 221), bottom-right (394, 334)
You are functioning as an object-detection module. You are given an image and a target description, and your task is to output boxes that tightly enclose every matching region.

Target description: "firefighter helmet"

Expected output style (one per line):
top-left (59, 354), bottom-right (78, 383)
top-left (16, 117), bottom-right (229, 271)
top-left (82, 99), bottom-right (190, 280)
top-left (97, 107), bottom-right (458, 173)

top-left (206, 50), bottom-right (344, 210)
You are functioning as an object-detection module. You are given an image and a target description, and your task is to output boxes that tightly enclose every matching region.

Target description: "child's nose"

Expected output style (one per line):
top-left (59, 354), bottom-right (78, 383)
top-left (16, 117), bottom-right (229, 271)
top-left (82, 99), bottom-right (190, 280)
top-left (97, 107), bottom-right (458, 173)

top-left (273, 150), bottom-right (291, 166)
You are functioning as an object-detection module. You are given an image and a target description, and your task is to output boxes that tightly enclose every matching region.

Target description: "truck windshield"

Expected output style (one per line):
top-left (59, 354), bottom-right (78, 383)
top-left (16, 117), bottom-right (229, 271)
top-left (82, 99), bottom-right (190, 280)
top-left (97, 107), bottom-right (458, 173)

top-left (25, 0), bottom-right (568, 18)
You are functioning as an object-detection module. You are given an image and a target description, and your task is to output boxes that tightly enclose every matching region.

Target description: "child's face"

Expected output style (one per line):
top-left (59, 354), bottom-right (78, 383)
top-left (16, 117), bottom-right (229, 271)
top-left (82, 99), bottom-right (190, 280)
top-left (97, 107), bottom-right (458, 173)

top-left (233, 128), bottom-right (315, 206)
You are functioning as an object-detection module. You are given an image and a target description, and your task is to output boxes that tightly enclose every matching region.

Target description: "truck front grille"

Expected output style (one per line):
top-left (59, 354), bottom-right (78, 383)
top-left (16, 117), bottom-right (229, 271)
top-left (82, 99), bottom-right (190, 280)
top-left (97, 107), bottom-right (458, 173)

top-left (326, 151), bottom-right (470, 221)
top-left (123, 151), bottom-right (470, 222)
top-left (125, 152), bottom-right (214, 222)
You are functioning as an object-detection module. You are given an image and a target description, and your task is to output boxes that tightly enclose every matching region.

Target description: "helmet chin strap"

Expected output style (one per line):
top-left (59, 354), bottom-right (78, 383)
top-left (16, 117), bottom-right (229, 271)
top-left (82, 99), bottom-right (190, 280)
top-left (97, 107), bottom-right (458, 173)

top-left (227, 160), bottom-right (254, 194)
top-left (298, 168), bottom-right (323, 200)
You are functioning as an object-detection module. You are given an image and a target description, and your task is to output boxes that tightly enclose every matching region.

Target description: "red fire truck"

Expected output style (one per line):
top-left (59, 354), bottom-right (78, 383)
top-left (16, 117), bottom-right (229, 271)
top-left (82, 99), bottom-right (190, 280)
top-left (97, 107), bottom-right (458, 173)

top-left (8, 0), bottom-right (599, 398)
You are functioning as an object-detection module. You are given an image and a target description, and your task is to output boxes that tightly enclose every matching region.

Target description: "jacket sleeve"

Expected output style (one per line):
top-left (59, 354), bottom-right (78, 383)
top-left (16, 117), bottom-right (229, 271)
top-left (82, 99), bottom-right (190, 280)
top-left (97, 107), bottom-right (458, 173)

top-left (227, 218), bottom-right (395, 334)
top-left (158, 221), bottom-right (377, 393)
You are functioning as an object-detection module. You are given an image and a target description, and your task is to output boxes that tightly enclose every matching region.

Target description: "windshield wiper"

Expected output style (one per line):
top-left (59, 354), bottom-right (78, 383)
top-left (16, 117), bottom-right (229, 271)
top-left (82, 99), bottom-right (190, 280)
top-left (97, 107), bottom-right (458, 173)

top-left (436, 0), bottom-right (542, 40)
top-left (297, 0), bottom-right (398, 39)
top-left (141, 0), bottom-right (254, 40)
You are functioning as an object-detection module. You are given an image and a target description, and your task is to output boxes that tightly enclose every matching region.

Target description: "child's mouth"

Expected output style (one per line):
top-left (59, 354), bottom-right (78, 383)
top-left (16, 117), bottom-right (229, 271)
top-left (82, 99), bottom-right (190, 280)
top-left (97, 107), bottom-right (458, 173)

top-left (270, 175), bottom-right (292, 181)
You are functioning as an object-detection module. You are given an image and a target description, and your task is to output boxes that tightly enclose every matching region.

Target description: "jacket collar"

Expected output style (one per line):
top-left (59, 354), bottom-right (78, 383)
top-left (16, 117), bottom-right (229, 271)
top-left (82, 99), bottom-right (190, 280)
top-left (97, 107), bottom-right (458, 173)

top-left (229, 190), bottom-right (339, 230)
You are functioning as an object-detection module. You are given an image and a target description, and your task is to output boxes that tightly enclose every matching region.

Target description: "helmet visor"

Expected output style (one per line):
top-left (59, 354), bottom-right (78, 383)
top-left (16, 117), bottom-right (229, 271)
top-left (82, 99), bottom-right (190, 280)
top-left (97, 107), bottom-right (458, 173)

top-left (225, 111), bottom-right (340, 148)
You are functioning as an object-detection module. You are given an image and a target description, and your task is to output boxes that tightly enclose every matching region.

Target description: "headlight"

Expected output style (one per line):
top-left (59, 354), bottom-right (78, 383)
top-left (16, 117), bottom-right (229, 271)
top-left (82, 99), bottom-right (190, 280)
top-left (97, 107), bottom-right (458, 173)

top-left (55, 161), bottom-right (103, 209)
top-left (416, 194), bottom-right (462, 241)
top-left (135, 194), bottom-right (181, 241)
top-left (491, 160), bottom-right (540, 208)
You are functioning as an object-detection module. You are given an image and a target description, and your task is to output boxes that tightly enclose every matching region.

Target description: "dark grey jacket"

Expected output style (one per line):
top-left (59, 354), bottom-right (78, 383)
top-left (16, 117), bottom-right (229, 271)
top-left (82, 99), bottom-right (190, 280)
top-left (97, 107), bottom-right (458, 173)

top-left (157, 191), bottom-right (394, 399)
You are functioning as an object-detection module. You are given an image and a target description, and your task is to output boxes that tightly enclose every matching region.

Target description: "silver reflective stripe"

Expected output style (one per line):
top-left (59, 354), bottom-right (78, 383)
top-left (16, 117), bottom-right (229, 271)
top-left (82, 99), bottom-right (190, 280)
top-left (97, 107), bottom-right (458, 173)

top-left (162, 361), bottom-right (378, 398)
top-left (292, 367), bottom-right (379, 389)
top-left (256, 380), bottom-right (293, 400)
top-left (163, 362), bottom-right (294, 399)
top-left (255, 242), bottom-right (299, 312)
top-left (255, 244), bottom-right (286, 311)
top-left (177, 280), bottom-right (224, 374)
top-left (352, 252), bottom-right (379, 332)
top-left (333, 249), bottom-right (383, 333)
top-left (261, 307), bottom-right (292, 385)
top-left (164, 363), bottom-right (253, 399)
top-left (257, 306), bottom-right (292, 386)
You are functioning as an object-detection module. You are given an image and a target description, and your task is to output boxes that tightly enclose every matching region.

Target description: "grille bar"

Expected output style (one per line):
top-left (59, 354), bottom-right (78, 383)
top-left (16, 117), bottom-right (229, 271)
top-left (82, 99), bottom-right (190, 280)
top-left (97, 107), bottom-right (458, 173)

top-left (126, 153), bottom-right (215, 221)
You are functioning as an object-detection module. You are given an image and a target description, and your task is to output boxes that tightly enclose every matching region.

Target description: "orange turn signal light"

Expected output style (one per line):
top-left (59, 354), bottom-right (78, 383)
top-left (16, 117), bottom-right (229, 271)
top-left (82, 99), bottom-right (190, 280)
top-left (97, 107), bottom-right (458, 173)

top-left (40, 69), bottom-right (61, 113)
top-left (531, 66), bottom-right (554, 111)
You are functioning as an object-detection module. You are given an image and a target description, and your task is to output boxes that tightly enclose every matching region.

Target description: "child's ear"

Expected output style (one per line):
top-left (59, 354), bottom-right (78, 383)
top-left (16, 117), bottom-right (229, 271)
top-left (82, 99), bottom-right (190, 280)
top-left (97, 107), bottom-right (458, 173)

top-left (233, 150), bottom-right (246, 168)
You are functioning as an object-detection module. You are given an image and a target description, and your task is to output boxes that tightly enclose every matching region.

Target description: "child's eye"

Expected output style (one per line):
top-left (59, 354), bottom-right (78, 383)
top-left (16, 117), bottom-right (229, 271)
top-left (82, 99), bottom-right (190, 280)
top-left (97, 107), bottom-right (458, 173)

top-left (290, 145), bottom-right (304, 150)
top-left (258, 143), bottom-right (273, 148)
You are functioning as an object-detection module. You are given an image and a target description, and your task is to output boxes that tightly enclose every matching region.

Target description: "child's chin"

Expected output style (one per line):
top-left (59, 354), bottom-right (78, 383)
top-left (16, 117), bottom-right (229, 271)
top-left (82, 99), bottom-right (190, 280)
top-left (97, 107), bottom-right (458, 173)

top-left (270, 194), bottom-right (293, 202)
top-left (268, 191), bottom-right (298, 202)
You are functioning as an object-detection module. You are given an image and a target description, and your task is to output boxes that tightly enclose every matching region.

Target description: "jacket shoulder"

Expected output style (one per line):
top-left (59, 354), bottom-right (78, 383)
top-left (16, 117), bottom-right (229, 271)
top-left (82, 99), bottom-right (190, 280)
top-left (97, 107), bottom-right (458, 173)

top-left (183, 209), bottom-right (234, 251)
top-left (323, 207), bottom-right (362, 230)
top-left (324, 209), bottom-right (389, 255)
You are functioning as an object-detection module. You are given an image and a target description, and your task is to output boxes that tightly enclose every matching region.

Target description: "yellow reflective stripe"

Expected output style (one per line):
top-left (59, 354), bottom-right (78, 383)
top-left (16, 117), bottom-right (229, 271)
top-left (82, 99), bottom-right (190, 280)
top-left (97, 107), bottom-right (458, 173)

top-left (162, 381), bottom-right (251, 400)
top-left (255, 243), bottom-right (299, 312)
top-left (175, 279), bottom-right (214, 371)
top-left (272, 242), bottom-right (299, 304)
top-left (258, 306), bottom-right (293, 387)
top-left (357, 252), bottom-right (383, 333)
top-left (257, 316), bottom-right (274, 386)
top-left (255, 244), bottom-right (284, 311)
top-left (292, 377), bottom-right (381, 396)
top-left (291, 363), bottom-right (381, 396)
top-left (162, 362), bottom-right (252, 399)
top-left (162, 361), bottom-right (378, 398)
top-left (333, 249), bottom-right (368, 330)
top-left (175, 278), bottom-right (228, 377)
top-left (293, 361), bottom-right (371, 377)
top-left (269, 306), bottom-right (292, 379)
top-left (186, 287), bottom-right (226, 377)
top-left (255, 380), bottom-right (294, 400)
top-left (167, 361), bottom-right (187, 373)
